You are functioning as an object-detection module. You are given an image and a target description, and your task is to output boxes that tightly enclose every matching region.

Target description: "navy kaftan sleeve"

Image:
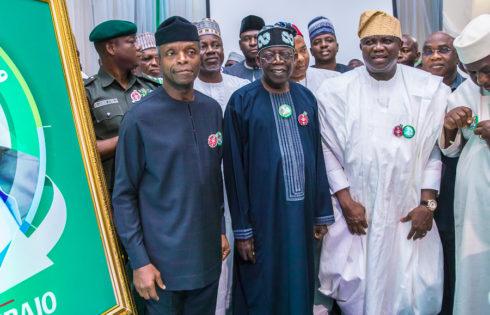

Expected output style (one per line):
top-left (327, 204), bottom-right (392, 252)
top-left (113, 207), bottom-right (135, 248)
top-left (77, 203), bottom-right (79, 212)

top-left (112, 114), bottom-right (150, 269)
top-left (312, 101), bottom-right (335, 226)
top-left (223, 92), bottom-right (253, 240)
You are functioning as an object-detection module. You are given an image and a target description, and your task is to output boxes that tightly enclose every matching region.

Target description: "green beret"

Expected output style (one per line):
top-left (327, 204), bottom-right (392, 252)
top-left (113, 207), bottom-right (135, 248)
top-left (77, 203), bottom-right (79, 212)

top-left (89, 20), bottom-right (137, 42)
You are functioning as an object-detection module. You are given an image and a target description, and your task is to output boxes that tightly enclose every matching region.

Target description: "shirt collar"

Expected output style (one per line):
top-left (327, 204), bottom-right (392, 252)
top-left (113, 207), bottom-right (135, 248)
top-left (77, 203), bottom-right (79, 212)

top-left (98, 67), bottom-right (137, 89)
top-left (451, 72), bottom-right (465, 91)
top-left (243, 60), bottom-right (260, 71)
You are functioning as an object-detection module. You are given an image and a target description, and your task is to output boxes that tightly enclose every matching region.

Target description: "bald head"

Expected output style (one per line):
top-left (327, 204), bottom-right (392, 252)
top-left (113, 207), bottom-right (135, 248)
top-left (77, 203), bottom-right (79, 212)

top-left (421, 31), bottom-right (459, 87)
top-left (403, 34), bottom-right (418, 49)
top-left (398, 34), bottom-right (420, 66)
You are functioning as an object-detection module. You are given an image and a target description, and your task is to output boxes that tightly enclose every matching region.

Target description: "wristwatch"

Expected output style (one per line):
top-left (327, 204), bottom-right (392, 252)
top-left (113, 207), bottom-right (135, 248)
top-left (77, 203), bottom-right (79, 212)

top-left (421, 199), bottom-right (437, 211)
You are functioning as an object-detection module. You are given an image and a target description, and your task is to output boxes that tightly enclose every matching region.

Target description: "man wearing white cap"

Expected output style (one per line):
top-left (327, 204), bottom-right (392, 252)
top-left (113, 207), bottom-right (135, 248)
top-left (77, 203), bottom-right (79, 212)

top-left (193, 18), bottom-right (249, 115)
top-left (439, 14), bottom-right (490, 315)
top-left (225, 52), bottom-right (245, 68)
top-left (317, 10), bottom-right (450, 314)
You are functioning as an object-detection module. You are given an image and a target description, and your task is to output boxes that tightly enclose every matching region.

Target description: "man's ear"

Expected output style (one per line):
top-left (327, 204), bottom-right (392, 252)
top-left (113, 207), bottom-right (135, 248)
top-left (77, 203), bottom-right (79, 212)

top-left (256, 54), bottom-right (262, 69)
top-left (105, 40), bottom-right (117, 56)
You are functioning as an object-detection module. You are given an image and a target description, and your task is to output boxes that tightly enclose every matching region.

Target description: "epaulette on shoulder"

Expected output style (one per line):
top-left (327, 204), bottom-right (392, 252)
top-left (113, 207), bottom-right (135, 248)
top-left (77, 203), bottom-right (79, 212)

top-left (83, 75), bottom-right (97, 86)
top-left (138, 73), bottom-right (163, 85)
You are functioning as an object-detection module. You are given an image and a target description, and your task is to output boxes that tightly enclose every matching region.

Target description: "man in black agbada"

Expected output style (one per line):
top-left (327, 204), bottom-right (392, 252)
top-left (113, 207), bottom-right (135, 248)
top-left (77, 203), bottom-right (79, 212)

top-left (112, 16), bottom-right (229, 315)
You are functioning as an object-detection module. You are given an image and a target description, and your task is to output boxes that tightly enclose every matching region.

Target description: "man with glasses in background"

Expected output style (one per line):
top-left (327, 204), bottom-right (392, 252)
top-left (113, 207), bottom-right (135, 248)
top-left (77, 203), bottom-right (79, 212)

top-left (223, 23), bottom-right (334, 314)
top-left (421, 30), bottom-right (465, 315)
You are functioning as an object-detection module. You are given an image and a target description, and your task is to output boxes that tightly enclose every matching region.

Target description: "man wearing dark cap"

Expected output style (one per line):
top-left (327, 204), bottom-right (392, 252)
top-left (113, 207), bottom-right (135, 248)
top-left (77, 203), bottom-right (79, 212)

top-left (85, 20), bottom-right (160, 193)
top-left (222, 15), bottom-right (265, 82)
top-left (112, 16), bottom-right (227, 315)
top-left (398, 34), bottom-right (420, 66)
top-left (223, 23), bottom-right (334, 314)
top-left (308, 16), bottom-right (353, 73)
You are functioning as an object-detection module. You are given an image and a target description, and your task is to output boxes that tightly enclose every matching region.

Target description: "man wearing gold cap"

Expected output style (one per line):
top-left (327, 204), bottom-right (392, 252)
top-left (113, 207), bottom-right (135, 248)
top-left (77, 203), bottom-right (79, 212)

top-left (439, 14), bottom-right (490, 315)
top-left (316, 10), bottom-right (451, 314)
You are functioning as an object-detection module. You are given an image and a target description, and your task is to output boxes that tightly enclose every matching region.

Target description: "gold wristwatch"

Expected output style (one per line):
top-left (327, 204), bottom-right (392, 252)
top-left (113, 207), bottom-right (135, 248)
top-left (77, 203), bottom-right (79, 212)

top-left (421, 199), bottom-right (437, 211)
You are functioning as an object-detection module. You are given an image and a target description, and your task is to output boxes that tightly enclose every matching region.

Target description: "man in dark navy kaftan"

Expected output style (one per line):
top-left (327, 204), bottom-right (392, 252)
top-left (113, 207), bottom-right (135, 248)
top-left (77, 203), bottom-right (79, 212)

top-left (223, 23), bottom-right (334, 315)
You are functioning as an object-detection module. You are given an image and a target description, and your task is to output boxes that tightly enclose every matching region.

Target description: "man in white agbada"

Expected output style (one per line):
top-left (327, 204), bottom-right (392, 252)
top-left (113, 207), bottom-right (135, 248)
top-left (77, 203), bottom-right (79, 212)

top-left (192, 18), bottom-right (248, 315)
top-left (439, 14), bottom-right (490, 315)
top-left (317, 10), bottom-right (450, 314)
top-left (193, 18), bottom-right (249, 113)
top-left (289, 23), bottom-right (339, 95)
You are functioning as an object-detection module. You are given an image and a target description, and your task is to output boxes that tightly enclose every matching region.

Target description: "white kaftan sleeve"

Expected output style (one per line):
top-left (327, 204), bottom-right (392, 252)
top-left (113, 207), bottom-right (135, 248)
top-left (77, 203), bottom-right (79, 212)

top-left (321, 139), bottom-right (349, 194)
top-left (439, 130), bottom-right (464, 157)
top-left (317, 88), bottom-right (349, 195)
top-left (438, 79), bottom-right (479, 158)
top-left (421, 145), bottom-right (442, 192)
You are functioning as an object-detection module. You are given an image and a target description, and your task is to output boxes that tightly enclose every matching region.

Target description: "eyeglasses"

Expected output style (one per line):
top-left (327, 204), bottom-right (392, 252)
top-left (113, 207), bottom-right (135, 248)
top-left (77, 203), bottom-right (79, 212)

top-left (260, 51), bottom-right (294, 63)
top-left (422, 46), bottom-right (452, 57)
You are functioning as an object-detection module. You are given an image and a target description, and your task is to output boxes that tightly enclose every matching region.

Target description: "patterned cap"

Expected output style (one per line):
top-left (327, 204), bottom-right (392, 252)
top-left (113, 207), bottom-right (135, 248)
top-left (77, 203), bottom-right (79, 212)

top-left (257, 24), bottom-right (296, 54)
top-left (136, 32), bottom-right (156, 51)
top-left (194, 18), bottom-right (221, 37)
top-left (358, 10), bottom-right (401, 39)
top-left (292, 24), bottom-right (303, 37)
top-left (308, 16), bottom-right (335, 40)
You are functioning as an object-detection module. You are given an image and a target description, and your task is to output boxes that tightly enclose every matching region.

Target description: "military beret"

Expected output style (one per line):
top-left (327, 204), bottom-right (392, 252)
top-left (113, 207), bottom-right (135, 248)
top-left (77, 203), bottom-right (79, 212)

top-left (89, 20), bottom-right (137, 43)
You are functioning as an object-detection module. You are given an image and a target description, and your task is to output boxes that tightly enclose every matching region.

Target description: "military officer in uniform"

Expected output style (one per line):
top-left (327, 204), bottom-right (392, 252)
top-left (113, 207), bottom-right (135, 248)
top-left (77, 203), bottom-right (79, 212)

top-left (84, 20), bottom-right (160, 193)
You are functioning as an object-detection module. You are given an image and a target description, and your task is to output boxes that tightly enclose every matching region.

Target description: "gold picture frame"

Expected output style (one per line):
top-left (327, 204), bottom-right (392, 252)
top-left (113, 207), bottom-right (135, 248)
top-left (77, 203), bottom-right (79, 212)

top-left (45, 0), bottom-right (135, 313)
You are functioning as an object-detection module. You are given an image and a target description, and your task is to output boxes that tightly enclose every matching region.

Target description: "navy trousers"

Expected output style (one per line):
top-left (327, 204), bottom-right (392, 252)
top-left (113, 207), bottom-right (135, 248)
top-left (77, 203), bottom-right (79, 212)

top-left (144, 278), bottom-right (219, 315)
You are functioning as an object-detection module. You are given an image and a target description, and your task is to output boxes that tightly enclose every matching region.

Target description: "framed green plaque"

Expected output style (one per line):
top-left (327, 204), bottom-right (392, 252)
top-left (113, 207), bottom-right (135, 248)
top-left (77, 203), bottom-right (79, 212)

top-left (0, 0), bottom-right (134, 314)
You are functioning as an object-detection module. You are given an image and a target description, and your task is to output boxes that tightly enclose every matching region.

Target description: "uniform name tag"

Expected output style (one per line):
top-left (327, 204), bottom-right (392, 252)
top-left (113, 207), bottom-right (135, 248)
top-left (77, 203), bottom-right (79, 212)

top-left (94, 98), bottom-right (118, 108)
